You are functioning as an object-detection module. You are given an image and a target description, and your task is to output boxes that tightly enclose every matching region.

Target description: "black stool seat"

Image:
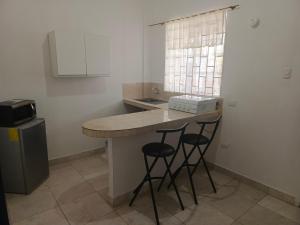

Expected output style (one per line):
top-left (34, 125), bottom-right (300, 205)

top-left (182, 133), bottom-right (209, 146)
top-left (143, 143), bottom-right (175, 157)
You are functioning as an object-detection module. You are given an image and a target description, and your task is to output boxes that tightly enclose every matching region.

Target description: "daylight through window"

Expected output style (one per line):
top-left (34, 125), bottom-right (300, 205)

top-left (164, 10), bottom-right (228, 96)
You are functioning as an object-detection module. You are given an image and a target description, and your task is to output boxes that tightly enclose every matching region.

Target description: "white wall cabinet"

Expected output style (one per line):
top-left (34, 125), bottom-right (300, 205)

top-left (48, 31), bottom-right (110, 77)
top-left (85, 33), bottom-right (110, 76)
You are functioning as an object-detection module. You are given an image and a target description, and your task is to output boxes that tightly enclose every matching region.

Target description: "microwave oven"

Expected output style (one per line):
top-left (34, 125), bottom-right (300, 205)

top-left (0, 100), bottom-right (36, 127)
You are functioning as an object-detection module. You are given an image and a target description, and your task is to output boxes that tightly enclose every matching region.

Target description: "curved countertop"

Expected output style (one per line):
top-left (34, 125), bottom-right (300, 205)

top-left (82, 98), bottom-right (222, 138)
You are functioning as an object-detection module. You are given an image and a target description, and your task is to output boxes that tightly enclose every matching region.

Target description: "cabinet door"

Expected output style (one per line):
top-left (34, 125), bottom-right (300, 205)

top-left (49, 31), bottom-right (86, 76)
top-left (85, 33), bottom-right (110, 76)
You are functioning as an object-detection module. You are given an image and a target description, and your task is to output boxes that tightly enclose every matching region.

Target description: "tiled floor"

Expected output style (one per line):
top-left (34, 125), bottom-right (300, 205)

top-left (6, 152), bottom-right (300, 225)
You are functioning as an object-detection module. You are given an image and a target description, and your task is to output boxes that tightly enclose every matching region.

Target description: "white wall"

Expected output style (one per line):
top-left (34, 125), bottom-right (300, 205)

top-left (0, 0), bottom-right (144, 159)
top-left (144, 0), bottom-right (300, 201)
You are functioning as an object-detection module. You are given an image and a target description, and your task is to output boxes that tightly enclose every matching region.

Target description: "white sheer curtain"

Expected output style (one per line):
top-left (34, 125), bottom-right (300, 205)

top-left (164, 9), bottom-right (228, 96)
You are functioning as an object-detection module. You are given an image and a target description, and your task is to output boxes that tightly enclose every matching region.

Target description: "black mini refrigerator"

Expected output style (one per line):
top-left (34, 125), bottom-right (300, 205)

top-left (0, 118), bottom-right (49, 194)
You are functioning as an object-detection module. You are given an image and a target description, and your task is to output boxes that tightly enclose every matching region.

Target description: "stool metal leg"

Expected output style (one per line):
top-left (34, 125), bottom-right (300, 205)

top-left (196, 146), bottom-right (217, 193)
top-left (133, 157), bottom-right (159, 194)
top-left (129, 157), bottom-right (159, 206)
top-left (190, 153), bottom-right (203, 176)
top-left (157, 148), bottom-right (180, 192)
top-left (182, 143), bottom-right (198, 205)
top-left (166, 166), bottom-right (182, 190)
top-left (163, 157), bottom-right (184, 210)
top-left (144, 154), bottom-right (160, 225)
top-left (167, 145), bottom-right (197, 190)
top-left (157, 170), bottom-right (167, 192)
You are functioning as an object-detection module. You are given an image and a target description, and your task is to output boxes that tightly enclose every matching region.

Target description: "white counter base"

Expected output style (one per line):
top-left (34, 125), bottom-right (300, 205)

top-left (106, 122), bottom-right (200, 205)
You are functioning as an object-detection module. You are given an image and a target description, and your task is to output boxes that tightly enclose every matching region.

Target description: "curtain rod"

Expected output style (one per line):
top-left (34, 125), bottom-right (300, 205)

top-left (148, 4), bottom-right (240, 27)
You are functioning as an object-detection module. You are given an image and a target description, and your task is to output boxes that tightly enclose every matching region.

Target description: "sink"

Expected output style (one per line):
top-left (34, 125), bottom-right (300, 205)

top-left (135, 98), bottom-right (167, 105)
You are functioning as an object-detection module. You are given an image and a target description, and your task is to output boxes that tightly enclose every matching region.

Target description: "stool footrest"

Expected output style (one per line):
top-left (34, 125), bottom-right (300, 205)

top-left (181, 163), bottom-right (197, 167)
top-left (146, 176), bottom-right (164, 181)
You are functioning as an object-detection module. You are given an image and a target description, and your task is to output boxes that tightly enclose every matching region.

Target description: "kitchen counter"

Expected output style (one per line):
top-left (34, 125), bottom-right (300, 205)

top-left (82, 97), bottom-right (222, 206)
top-left (82, 98), bottom-right (221, 138)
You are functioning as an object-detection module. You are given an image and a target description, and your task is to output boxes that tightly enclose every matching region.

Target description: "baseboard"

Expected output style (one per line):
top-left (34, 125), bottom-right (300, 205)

top-left (100, 189), bottom-right (130, 207)
top-left (208, 162), bottom-right (296, 206)
top-left (48, 148), bottom-right (297, 207)
top-left (49, 147), bottom-right (106, 166)
top-left (101, 161), bottom-right (297, 208)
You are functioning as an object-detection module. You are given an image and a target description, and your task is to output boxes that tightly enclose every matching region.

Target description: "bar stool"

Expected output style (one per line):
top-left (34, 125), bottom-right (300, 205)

top-left (129, 123), bottom-right (189, 225)
top-left (158, 116), bottom-right (222, 204)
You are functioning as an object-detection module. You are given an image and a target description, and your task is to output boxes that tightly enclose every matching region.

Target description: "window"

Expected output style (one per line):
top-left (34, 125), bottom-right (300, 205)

top-left (164, 10), bottom-right (228, 96)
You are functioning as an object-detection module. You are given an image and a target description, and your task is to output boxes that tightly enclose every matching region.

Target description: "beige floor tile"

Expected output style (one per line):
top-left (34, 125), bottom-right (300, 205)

top-left (9, 152), bottom-right (299, 225)
top-left (61, 192), bottom-right (113, 225)
top-left (87, 173), bottom-right (109, 192)
top-left (116, 205), bottom-right (154, 225)
top-left (161, 216), bottom-right (184, 225)
top-left (174, 202), bottom-right (234, 225)
top-left (71, 156), bottom-right (108, 179)
top-left (175, 167), bottom-right (232, 194)
top-left (47, 165), bottom-right (84, 188)
top-left (156, 189), bottom-right (196, 214)
top-left (117, 195), bottom-right (183, 225)
top-left (202, 180), bottom-right (266, 220)
top-left (100, 152), bottom-right (108, 161)
top-left (193, 173), bottom-right (220, 196)
top-left (12, 208), bottom-right (68, 225)
top-left (49, 161), bottom-right (72, 172)
top-left (201, 169), bottom-right (234, 186)
top-left (47, 164), bottom-right (95, 205)
top-left (85, 212), bottom-right (127, 225)
top-left (51, 180), bottom-right (95, 205)
top-left (7, 190), bottom-right (57, 223)
top-left (97, 187), bottom-right (111, 204)
top-left (228, 180), bottom-right (266, 202)
top-left (208, 194), bottom-right (255, 220)
top-left (259, 195), bottom-right (300, 224)
top-left (165, 168), bottom-right (218, 199)
top-left (237, 205), bottom-right (299, 225)
top-left (117, 206), bottom-right (183, 225)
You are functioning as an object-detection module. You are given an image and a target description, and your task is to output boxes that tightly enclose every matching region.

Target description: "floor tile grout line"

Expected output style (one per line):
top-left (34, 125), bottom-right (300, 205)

top-left (12, 155), bottom-right (300, 225)
top-left (55, 191), bottom-right (115, 225)
top-left (7, 188), bottom-right (60, 224)
top-left (229, 203), bottom-right (257, 225)
top-left (114, 209), bottom-right (132, 225)
top-left (9, 191), bottom-right (71, 225)
top-left (67, 153), bottom-right (109, 186)
top-left (48, 188), bottom-right (72, 225)
top-left (156, 171), bottom-right (235, 223)
top-left (48, 153), bottom-right (110, 225)
top-left (198, 173), bottom-right (271, 221)
top-left (56, 203), bottom-right (72, 225)
top-left (52, 152), bottom-right (108, 192)
top-left (256, 202), bottom-right (300, 225)
top-left (230, 201), bottom-right (300, 225)
top-left (199, 186), bottom-right (267, 224)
